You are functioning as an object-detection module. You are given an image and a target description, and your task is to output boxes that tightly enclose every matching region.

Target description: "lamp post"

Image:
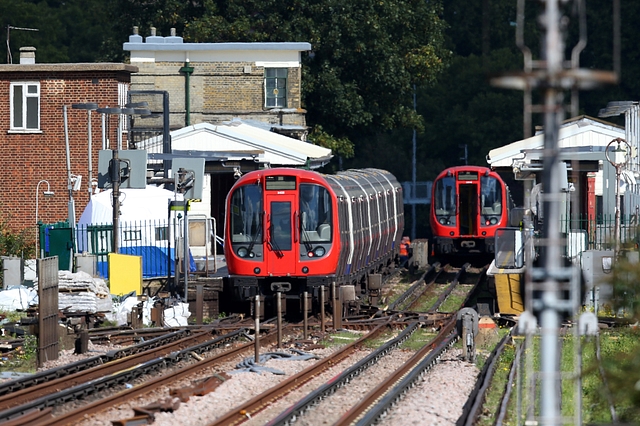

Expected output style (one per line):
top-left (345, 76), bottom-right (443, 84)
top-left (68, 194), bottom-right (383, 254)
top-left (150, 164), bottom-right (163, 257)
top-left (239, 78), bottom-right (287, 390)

top-left (97, 104), bottom-right (150, 253)
top-left (35, 180), bottom-right (54, 258)
top-left (72, 103), bottom-right (99, 197)
top-left (605, 137), bottom-right (631, 258)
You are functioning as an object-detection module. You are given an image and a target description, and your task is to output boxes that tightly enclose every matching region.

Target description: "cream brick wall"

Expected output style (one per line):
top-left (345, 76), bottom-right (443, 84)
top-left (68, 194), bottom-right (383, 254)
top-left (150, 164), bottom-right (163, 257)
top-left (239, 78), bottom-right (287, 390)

top-left (131, 61), bottom-right (306, 130)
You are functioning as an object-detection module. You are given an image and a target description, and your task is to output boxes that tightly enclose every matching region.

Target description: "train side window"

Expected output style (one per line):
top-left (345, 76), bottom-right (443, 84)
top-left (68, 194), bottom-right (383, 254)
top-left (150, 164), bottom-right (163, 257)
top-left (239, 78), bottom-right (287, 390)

top-left (230, 184), bottom-right (262, 243)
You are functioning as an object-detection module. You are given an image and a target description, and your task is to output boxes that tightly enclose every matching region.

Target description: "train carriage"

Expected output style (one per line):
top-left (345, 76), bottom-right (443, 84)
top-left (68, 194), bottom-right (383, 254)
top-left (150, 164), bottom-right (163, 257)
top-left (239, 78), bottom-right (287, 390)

top-left (430, 166), bottom-right (511, 255)
top-left (224, 167), bottom-right (404, 311)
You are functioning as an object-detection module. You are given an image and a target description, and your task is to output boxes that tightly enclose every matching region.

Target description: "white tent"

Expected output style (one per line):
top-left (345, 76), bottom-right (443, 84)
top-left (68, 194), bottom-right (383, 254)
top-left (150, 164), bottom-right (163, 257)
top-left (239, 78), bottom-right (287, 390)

top-left (76, 186), bottom-right (188, 278)
top-left (78, 186), bottom-right (180, 225)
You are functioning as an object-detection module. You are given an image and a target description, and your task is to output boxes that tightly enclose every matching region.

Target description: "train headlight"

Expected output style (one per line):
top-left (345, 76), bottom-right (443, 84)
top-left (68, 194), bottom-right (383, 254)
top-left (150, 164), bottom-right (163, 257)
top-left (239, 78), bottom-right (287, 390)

top-left (254, 267), bottom-right (261, 274)
top-left (237, 247), bottom-right (249, 258)
top-left (438, 217), bottom-right (448, 225)
top-left (312, 246), bottom-right (326, 257)
top-left (302, 266), bottom-right (309, 273)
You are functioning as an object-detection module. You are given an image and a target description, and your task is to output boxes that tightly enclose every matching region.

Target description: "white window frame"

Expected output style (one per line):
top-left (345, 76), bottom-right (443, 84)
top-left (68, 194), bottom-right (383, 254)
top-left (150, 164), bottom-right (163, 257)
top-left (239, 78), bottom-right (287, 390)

top-left (264, 68), bottom-right (288, 108)
top-left (10, 81), bottom-right (40, 132)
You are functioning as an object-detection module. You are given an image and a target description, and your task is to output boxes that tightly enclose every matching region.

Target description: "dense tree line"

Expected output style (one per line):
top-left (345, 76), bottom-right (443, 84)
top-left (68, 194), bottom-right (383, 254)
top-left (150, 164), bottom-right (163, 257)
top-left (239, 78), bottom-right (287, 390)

top-left (3, 1), bottom-right (638, 181)
top-left (4, 1), bottom-right (636, 179)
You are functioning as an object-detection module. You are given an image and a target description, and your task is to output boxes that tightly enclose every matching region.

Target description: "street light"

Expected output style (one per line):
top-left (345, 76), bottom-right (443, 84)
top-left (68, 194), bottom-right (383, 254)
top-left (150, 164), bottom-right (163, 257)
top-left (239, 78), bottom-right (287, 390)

top-left (605, 137), bottom-right (631, 258)
top-left (35, 180), bottom-right (54, 258)
top-left (72, 102), bottom-right (99, 197)
top-left (96, 105), bottom-right (150, 253)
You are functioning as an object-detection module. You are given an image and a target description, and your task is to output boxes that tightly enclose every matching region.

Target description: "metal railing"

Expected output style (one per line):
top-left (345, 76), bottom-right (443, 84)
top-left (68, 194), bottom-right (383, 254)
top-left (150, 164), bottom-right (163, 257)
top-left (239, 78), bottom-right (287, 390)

top-left (75, 218), bottom-right (217, 279)
top-left (560, 214), bottom-right (640, 254)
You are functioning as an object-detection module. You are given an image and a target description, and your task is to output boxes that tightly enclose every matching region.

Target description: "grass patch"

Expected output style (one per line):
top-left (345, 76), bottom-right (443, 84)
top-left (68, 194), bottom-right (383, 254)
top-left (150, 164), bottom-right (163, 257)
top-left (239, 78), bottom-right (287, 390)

top-left (475, 341), bottom-right (517, 426)
top-left (318, 330), bottom-right (364, 348)
top-left (0, 334), bottom-right (37, 374)
top-left (480, 328), bottom-right (640, 425)
top-left (440, 284), bottom-right (473, 312)
top-left (399, 328), bottom-right (437, 351)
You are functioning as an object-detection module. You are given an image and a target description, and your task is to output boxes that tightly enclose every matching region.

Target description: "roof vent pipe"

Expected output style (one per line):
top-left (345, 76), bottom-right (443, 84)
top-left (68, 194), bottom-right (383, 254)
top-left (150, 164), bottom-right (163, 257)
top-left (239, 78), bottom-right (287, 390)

top-left (133, 26), bottom-right (139, 35)
top-left (171, 28), bottom-right (176, 36)
top-left (150, 27), bottom-right (156, 36)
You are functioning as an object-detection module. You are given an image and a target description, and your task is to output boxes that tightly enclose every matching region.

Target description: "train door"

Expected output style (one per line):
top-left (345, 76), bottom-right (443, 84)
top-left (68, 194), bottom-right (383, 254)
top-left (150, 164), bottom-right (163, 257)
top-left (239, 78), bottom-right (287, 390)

top-left (265, 194), bottom-right (297, 274)
top-left (458, 183), bottom-right (478, 236)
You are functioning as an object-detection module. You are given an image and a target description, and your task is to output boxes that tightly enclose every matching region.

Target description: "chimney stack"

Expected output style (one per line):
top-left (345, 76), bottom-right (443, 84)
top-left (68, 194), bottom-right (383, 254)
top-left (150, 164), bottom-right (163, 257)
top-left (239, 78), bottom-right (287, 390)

top-left (19, 47), bottom-right (36, 64)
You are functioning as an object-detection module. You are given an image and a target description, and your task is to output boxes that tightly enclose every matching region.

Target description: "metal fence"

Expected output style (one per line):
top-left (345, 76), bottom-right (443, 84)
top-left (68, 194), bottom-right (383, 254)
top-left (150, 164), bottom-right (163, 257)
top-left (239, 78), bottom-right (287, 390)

top-left (560, 214), bottom-right (640, 255)
top-left (75, 217), bottom-right (216, 279)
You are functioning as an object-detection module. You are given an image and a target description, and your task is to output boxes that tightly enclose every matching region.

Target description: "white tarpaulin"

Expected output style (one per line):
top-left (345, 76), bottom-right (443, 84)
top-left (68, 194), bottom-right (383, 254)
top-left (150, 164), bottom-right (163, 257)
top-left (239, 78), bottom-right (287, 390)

top-left (78, 186), bottom-right (181, 226)
top-left (76, 186), bottom-right (192, 278)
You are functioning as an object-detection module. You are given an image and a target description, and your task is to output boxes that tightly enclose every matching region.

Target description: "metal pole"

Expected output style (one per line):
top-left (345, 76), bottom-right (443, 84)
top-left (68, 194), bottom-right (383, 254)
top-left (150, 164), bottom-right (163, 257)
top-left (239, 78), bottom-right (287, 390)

top-left (332, 281), bottom-right (341, 330)
top-left (184, 201), bottom-right (189, 302)
top-left (303, 291), bottom-right (308, 340)
top-left (411, 85), bottom-right (417, 241)
top-left (320, 287), bottom-right (325, 334)
top-left (87, 110), bottom-right (93, 197)
top-left (101, 113), bottom-right (107, 150)
top-left (112, 114), bottom-right (121, 254)
top-left (277, 292), bottom-right (282, 349)
top-left (196, 284), bottom-right (203, 325)
top-left (254, 295), bottom-right (260, 363)
top-left (63, 106), bottom-right (76, 269)
top-left (539, 0), bottom-right (563, 422)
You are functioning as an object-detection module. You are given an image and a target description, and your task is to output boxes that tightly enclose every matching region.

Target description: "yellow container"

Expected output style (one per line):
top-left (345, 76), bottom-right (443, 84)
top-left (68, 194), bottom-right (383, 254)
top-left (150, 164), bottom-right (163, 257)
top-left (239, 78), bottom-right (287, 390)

top-left (108, 253), bottom-right (143, 296)
top-left (494, 273), bottom-right (524, 315)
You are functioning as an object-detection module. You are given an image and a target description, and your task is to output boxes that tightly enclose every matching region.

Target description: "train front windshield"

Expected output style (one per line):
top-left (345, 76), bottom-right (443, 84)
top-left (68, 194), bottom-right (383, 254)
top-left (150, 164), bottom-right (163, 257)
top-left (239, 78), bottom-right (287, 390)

top-left (434, 176), bottom-right (456, 226)
top-left (480, 175), bottom-right (502, 226)
top-left (299, 184), bottom-right (332, 242)
top-left (230, 183), bottom-right (263, 243)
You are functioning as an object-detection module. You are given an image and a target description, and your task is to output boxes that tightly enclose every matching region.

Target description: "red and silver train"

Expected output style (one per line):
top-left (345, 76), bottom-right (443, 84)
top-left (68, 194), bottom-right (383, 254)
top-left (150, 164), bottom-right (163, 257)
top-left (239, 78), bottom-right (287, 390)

top-left (430, 166), bottom-right (511, 255)
top-left (224, 167), bottom-right (404, 311)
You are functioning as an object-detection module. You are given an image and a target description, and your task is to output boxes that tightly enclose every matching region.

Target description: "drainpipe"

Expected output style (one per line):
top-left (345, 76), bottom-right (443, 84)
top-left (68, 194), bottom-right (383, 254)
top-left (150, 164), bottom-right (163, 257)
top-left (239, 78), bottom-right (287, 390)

top-left (180, 59), bottom-right (194, 126)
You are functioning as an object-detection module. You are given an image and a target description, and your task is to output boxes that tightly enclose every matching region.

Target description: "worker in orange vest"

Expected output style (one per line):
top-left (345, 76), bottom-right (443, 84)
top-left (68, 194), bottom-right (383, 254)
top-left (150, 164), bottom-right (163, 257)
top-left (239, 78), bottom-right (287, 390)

top-left (399, 236), bottom-right (411, 265)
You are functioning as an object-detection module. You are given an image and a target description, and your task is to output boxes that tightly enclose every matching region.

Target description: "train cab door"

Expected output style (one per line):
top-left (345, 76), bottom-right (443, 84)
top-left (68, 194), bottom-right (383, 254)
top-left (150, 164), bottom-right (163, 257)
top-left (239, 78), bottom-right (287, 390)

top-left (458, 183), bottom-right (479, 236)
top-left (265, 194), bottom-right (298, 274)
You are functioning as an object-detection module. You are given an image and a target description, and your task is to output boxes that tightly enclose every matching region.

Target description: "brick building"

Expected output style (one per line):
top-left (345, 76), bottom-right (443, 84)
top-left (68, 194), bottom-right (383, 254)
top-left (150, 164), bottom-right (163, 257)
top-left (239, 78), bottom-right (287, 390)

top-left (123, 27), bottom-right (311, 139)
top-left (0, 47), bottom-right (137, 232)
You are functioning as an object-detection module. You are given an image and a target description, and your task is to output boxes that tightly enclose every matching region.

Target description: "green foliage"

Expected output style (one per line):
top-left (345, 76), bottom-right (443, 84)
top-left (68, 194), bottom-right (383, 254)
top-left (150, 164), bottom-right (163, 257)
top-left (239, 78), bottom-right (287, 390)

top-left (307, 125), bottom-right (354, 159)
top-left (0, 335), bottom-right (38, 374)
top-left (102, 0), bottom-right (450, 157)
top-left (0, 0), bottom-right (115, 63)
top-left (0, 209), bottom-right (35, 259)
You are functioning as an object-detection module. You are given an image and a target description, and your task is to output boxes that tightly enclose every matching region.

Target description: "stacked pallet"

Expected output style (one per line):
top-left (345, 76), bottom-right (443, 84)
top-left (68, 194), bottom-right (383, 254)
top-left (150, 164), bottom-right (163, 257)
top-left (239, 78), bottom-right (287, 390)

top-left (57, 271), bottom-right (112, 314)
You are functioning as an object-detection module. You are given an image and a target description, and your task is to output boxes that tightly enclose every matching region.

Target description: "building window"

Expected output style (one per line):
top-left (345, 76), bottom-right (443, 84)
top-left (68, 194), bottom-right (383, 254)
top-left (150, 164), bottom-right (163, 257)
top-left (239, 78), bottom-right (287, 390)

top-left (265, 68), bottom-right (287, 108)
top-left (10, 82), bottom-right (40, 131)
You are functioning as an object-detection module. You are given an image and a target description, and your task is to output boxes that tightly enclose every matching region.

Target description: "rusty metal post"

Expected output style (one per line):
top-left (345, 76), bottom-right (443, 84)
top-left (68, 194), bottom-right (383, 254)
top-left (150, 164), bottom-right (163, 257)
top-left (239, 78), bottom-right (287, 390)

top-left (303, 291), bottom-right (308, 340)
top-left (254, 295), bottom-right (260, 363)
top-left (75, 329), bottom-right (89, 355)
top-left (196, 284), bottom-right (204, 325)
top-left (320, 287), bottom-right (325, 334)
top-left (277, 291), bottom-right (282, 349)
top-left (332, 281), bottom-right (342, 330)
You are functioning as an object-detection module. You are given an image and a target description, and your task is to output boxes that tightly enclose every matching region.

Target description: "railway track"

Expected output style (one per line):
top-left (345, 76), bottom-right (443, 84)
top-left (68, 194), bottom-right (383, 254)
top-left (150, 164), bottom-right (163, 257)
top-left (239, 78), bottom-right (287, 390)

top-left (1, 261), bottom-right (502, 426)
top-left (0, 325), bottom-right (291, 425)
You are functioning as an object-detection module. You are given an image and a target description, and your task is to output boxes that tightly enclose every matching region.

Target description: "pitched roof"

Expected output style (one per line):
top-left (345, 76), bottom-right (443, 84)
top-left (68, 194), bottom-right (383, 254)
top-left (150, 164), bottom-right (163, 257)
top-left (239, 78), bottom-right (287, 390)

top-left (141, 121), bottom-right (332, 168)
top-left (487, 115), bottom-right (624, 169)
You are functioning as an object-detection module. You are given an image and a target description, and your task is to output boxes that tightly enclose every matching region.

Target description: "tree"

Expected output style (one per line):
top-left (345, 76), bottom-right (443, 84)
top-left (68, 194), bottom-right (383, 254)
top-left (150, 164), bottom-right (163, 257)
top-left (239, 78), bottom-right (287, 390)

top-left (1, 0), bottom-right (113, 63)
top-left (103, 0), bottom-right (450, 158)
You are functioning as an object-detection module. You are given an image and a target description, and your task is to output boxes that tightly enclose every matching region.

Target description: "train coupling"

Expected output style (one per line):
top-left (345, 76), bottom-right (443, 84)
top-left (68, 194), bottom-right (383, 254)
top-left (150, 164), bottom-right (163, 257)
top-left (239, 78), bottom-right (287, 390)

top-left (271, 282), bottom-right (292, 292)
